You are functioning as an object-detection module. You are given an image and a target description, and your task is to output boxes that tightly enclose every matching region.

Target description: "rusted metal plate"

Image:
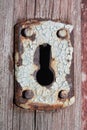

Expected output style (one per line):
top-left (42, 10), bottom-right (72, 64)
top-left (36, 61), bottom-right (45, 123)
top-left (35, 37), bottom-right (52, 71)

top-left (15, 20), bottom-right (75, 111)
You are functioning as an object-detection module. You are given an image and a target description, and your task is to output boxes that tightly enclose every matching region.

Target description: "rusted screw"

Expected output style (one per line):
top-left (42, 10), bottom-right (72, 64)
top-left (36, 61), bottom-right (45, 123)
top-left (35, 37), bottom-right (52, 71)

top-left (22, 90), bottom-right (34, 99)
top-left (24, 28), bottom-right (33, 37)
top-left (58, 90), bottom-right (68, 99)
top-left (57, 28), bottom-right (67, 38)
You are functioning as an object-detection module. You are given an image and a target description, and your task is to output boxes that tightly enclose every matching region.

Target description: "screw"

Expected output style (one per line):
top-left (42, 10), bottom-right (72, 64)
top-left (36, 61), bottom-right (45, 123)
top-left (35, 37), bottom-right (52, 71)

top-left (22, 90), bottom-right (34, 99)
top-left (57, 28), bottom-right (67, 38)
top-left (24, 28), bottom-right (33, 37)
top-left (58, 90), bottom-right (68, 99)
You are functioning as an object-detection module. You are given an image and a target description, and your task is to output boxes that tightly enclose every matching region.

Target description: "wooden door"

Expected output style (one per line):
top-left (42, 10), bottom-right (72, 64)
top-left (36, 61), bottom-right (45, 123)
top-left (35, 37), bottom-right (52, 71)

top-left (0, 0), bottom-right (82, 130)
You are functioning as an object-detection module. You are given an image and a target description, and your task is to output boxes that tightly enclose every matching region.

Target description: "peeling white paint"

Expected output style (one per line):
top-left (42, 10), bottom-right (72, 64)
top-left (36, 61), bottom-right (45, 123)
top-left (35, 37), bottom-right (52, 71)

top-left (15, 20), bottom-right (73, 105)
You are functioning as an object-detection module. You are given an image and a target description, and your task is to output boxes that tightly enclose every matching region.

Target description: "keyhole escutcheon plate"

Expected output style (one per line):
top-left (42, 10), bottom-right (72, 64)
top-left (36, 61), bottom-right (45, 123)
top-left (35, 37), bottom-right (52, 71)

top-left (15, 20), bottom-right (75, 111)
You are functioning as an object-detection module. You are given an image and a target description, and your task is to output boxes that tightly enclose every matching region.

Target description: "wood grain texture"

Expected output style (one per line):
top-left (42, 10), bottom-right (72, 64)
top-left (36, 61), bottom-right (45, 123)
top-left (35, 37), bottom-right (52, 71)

top-left (13, 0), bottom-right (35, 130)
top-left (81, 0), bottom-right (87, 130)
top-left (0, 0), bottom-right (14, 130)
top-left (0, 0), bottom-right (81, 130)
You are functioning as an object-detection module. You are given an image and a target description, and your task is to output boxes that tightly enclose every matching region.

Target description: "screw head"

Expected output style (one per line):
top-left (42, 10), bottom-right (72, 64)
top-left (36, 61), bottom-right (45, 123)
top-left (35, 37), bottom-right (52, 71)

top-left (22, 90), bottom-right (34, 99)
top-left (24, 28), bottom-right (33, 37)
top-left (58, 90), bottom-right (69, 99)
top-left (57, 28), bottom-right (67, 38)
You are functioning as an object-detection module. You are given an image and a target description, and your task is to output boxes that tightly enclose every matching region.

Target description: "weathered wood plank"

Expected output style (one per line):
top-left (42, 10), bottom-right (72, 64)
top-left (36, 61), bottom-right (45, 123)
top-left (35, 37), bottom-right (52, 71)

top-left (19, 110), bottom-right (34, 130)
top-left (0, 0), bottom-right (14, 129)
top-left (27, 0), bottom-right (36, 19)
top-left (13, 0), bottom-right (35, 130)
top-left (12, 0), bottom-right (27, 129)
top-left (13, 0), bottom-right (27, 24)
top-left (0, 0), bottom-right (81, 130)
top-left (59, 0), bottom-right (68, 21)
top-left (71, 0), bottom-right (81, 129)
top-left (34, 0), bottom-right (54, 19)
top-left (34, 0), bottom-right (81, 130)
top-left (81, 0), bottom-right (87, 130)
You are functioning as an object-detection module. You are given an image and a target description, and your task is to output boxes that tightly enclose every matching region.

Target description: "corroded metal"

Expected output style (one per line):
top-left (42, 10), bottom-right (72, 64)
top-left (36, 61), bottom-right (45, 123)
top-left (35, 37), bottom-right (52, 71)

top-left (15, 20), bottom-right (75, 111)
top-left (58, 90), bottom-right (69, 99)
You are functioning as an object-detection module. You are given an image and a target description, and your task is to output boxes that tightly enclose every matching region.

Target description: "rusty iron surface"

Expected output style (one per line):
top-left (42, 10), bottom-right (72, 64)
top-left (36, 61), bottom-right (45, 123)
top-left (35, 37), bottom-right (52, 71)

top-left (15, 20), bottom-right (75, 111)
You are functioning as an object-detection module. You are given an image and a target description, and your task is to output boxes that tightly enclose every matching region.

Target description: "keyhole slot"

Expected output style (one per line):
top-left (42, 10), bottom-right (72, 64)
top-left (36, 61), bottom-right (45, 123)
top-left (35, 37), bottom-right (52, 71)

top-left (36, 43), bottom-right (54, 86)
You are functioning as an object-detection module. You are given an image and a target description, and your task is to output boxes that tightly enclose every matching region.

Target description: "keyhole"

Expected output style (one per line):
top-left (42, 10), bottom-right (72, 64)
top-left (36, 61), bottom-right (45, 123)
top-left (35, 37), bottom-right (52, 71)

top-left (36, 43), bottom-right (54, 86)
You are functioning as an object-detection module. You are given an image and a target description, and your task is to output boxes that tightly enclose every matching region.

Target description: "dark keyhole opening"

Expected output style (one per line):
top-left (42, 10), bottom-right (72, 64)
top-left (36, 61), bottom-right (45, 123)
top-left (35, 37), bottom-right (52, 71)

top-left (36, 43), bottom-right (54, 86)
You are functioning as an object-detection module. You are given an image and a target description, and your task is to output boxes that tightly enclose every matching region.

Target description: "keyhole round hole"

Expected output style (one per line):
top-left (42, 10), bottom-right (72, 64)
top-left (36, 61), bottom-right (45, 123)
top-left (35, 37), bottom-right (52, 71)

top-left (36, 43), bottom-right (54, 86)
